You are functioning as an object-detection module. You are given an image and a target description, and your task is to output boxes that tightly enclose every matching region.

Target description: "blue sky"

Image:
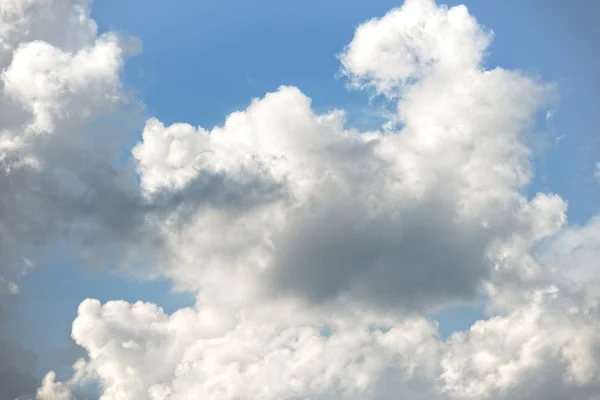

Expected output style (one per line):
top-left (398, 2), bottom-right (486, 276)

top-left (10, 0), bottom-right (600, 384)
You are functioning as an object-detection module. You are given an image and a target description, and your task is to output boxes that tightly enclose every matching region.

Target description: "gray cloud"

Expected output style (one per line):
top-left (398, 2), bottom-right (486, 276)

top-left (266, 195), bottom-right (492, 311)
top-left (0, 294), bottom-right (37, 400)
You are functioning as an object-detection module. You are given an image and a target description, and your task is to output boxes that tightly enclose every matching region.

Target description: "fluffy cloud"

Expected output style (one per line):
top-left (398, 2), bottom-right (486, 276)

top-left (339, 0), bottom-right (491, 96)
top-left (56, 298), bottom-right (441, 400)
top-left (40, 284), bottom-right (600, 400)
top-left (131, 0), bottom-right (561, 315)
top-left (0, 0), bottom-right (142, 295)
top-left (440, 286), bottom-right (600, 400)
top-left (0, 0), bottom-right (597, 399)
top-left (0, 0), bottom-right (149, 398)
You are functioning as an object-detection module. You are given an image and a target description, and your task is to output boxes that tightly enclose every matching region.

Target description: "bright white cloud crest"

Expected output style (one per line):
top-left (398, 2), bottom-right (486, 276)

top-left (1, 0), bottom-right (599, 399)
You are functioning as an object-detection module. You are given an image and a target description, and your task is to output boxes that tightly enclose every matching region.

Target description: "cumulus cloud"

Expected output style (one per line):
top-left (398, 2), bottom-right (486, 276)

top-left (0, 0), bottom-right (149, 398)
top-left (339, 0), bottom-right (491, 96)
top-left (43, 283), bottom-right (600, 400)
top-left (130, 0), bottom-right (561, 315)
top-left (0, 0), bottom-right (598, 399)
top-left (0, 0), bottom-right (144, 294)
top-left (440, 286), bottom-right (600, 400)
top-left (50, 298), bottom-right (441, 400)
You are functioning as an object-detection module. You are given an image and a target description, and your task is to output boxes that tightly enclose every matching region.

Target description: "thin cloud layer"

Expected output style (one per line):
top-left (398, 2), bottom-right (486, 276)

top-left (1, 0), bottom-right (599, 399)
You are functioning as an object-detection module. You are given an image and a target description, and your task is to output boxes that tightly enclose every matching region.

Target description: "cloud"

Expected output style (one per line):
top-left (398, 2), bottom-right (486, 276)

top-left (130, 0), bottom-right (561, 315)
top-left (0, 0), bottom-right (596, 399)
top-left (339, 0), bottom-right (492, 97)
top-left (440, 286), bottom-right (600, 400)
top-left (0, 0), bottom-right (150, 398)
top-left (40, 298), bottom-right (442, 400)
top-left (536, 216), bottom-right (600, 295)
top-left (0, 0), bottom-right (142, 293)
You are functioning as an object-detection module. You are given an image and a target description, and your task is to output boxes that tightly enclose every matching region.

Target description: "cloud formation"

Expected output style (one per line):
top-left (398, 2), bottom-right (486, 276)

top-left (0, 0), bottom-right (148, 398)
top-left (130, 0), bottom-right (563, 315)
top-left (0, 0), bottom-right (146, 293)
top-left (2, 0), bottom-right (600, 399)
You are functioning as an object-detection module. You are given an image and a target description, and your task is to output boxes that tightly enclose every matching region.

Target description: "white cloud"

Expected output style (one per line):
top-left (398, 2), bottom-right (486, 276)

top-left (0, 1), bottom-right (147, 398)
top-left (131, 0), bottom-right (561, 316)
top-left (339, 0), bottom-right (492, 97)
top-left (43, 0), bottom-right (598, 399)
top-left (0, 0), bottom-right (139, 293)
top-left (0, 0), bottom-right (98, 66)
top-left (537, 216), bottom-right (600, 295)
top-left (49, 282), bottom-right (600, 400)
top-left (0, 0), bottom-right (595, 399)
top-left (440, 286), bottom-right (600, 399)
top-left (2, 34), bottom-right (124, 134)
top-left (36, 372), bottom-right (73, 400)
top-left (60, 298), bottom-right (443, 400)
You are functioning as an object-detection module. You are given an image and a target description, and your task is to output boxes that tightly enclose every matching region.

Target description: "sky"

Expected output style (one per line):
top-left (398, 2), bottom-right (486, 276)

top-left (1, 0), bottom-right (600, 399)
